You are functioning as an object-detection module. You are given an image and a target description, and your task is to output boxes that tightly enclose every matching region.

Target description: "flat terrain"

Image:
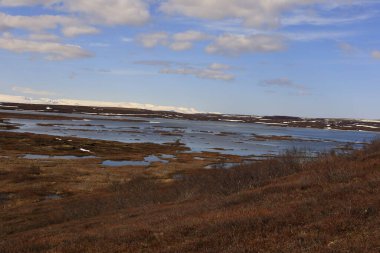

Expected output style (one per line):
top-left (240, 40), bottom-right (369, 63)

top-left (1, 102), bottom-right (379, 132)
top-left (0, 130), bottom-right (379, 252)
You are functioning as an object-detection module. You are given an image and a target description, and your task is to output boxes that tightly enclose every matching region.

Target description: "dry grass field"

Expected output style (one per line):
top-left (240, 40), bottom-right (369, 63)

top-left (0, 132), bottom-right (379, 252)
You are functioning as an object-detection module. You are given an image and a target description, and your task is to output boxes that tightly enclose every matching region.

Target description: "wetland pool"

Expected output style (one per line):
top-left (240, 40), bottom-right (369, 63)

top-left (3, 110), bottom-right (379, 157)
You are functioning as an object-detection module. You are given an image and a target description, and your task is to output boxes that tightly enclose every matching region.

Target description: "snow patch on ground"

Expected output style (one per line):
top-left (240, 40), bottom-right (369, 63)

top-left (355, 125), bottom-right (379, 129)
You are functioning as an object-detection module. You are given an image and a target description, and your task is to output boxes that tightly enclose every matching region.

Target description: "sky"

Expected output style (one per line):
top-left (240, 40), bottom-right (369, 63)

top-left (0, 0), bottom-right (379, 118)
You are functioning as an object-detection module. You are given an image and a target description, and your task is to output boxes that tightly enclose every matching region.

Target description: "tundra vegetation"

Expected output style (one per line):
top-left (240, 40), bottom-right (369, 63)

top-left (0, 130), bottom-right (379, 252)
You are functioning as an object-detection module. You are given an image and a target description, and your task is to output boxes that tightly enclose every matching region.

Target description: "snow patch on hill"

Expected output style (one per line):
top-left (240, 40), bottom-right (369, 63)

top-left (0, 93), bottom-right (201, 114)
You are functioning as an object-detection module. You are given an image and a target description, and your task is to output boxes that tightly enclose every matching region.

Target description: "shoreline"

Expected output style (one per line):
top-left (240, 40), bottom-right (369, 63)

top-left (1, 102), bottom-right (379, 133)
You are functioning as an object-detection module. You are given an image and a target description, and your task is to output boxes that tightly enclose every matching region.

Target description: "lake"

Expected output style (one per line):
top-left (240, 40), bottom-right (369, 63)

top-left (3, 110), bottom-right (380, 157)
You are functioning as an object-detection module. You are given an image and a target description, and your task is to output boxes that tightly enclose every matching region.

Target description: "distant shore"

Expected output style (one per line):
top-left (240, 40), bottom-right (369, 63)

top-left (1, 102), bottom-right (379, 132)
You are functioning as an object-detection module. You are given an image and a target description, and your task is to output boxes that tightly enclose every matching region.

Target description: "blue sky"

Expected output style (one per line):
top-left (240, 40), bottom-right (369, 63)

top-left (0, 0), bottom-right (379, 118)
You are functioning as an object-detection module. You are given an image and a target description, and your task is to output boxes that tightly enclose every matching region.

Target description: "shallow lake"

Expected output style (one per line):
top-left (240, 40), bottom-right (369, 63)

top-left (3, 110), bottom-right (380, 156)
top-left (23, 154), bottom-right (97, 160)
top-left (102, 155), bottom-right (169, 167)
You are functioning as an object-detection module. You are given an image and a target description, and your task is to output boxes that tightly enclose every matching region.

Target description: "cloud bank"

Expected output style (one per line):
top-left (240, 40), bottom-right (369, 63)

top-left (0, 33), bottom-right (92, 60)
top-left (136, 61), bottom-right (235, 81)
top-left (260, 78), bottom-right (310, 95)
top-left (0, 0), bottom-right (375, 61)
top-left (160, 0), bottom-right (334, 28)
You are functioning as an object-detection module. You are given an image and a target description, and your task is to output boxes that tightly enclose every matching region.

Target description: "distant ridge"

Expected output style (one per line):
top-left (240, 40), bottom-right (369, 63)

top-left (0, 93), bottom-right (201, 114)
top-left (1, 101), bottom-right (380, 133)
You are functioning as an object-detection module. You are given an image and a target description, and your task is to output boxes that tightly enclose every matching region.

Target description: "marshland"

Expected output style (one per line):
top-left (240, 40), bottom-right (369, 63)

top-left (0, 104), bottom-right (379, 252)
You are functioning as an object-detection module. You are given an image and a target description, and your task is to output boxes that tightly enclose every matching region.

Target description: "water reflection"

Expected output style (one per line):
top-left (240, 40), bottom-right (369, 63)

top-left (4, 110), bottom-right (379, 156)
top-left (102, 155), bottom-right (169, 167)
top-left (23, 154), bottom-right (97, 159)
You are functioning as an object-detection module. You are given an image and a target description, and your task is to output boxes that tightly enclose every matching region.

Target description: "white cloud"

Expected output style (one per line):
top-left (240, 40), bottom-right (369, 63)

top-left (260, 77), bottom-right (310, 95)
top-left (261, 78), bottom-right (301, 88)
top-left (0, 0), bottom-right (150, 26)
top-left (160, 0), bottom-right (335, 28)
top-left (136, 60), bottom-right (235, 81)
top-left (134, 60), bottom-right (175, 67)
top-left (0, 0), bottom-right (150, 46)
top-left (57, 0), bottom-right (150, 26)
top-left (101, 69), bottom-right (156, 76)
top-left (170, 30), bottom-right (211, 50)
top-left (0, 12), bottom-right (78, 32)
top-left (0, 1), bottom-right (164, 60)
top-left (137, 32), bottom-right (169, 48)
top-left (169, 41), bottom-right (193, 51)
top-left (338, 42), bottom-right (356, 54)
top-left (0, 33), bottom-right (92, 60)
top-left (0, 11), bottom-right (100, 38)
top-left (122, 37), bottom-right (133, 43)
top-left (0, 0), bottom-right (373, 61)
top-left (282, 12), bottom-right (376, 26)
top-left (0, 0), bottom-right (54, 7)
top-left (62, 26), bottom-right (100, 37)
top-left (284, 31), bottom-right (353, 41)
top-left (12, 86), bottom-right (55, 96)
top-left (0, 93), bottom-right (201, 114)
top-left (199, 19), bottom-right (356, 43)
top-left (28, 33), bottom-right (60, 41)
top-left (137, 30), bottom-right (211, 51)
top-left (160, 63), bottom-right (234, 81)
top-left (209, 63), bottom-right (231, 70)
top-left (172, 30), bottom-right (211, 42)
top-left (371, 50), bottom-right (380, 59)
top-left (206, 34), bottom-right (285, 55)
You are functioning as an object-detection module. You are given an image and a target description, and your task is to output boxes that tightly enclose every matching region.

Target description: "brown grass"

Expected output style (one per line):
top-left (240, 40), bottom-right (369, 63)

top-left (0, 138), bottom-right (379, 252)
top-left (0, 131), bottom-right (189, 160)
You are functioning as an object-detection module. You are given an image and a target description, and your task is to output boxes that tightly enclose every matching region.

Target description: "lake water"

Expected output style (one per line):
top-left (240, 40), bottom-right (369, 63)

top-left (3, 110), bottom-right (380, 157)
top-left (22, 154), bottom-right (97, 160)
top-left (102, 155), bottom-right (169, 167)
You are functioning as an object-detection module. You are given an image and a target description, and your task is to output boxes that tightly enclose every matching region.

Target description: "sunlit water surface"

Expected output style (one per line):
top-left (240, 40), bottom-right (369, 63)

top-left (3, 110), bottom-right (380, 157)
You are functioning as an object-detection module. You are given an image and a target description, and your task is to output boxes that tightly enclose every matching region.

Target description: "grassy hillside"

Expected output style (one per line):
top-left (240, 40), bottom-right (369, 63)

top-left (1, 140), bottom-right (379, 252)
